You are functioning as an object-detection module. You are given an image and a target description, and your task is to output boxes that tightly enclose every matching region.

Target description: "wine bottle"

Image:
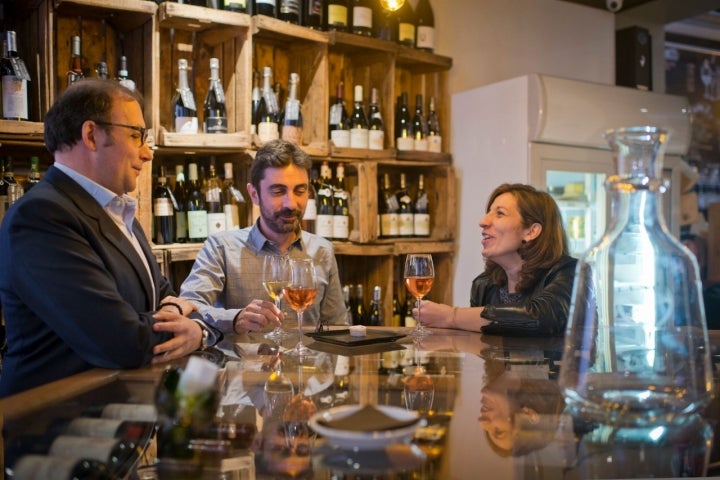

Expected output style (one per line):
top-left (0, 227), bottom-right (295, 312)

top-left (379, 172), bottom-right (399, 238)
top-left (414, 173), bottom-right (430, 237)
top-left (23, 156), bottom-right (41, 192)
top-left (395, 92), bottom-right (413, 151)
top-left (403, 292), bottom-right (416, 327)
top-left (250, 71), bottom-right (261, 137)
top-left (4, 156), bottom-right (22, 208)
top-left (353, 284), bottom-right (368, 325)
top-left (222, 162), bottom-right (244, 230)
top-left (414, 0), bottom-right (435, 52)
top-left (412, 93), bottom-right (428, 151)
top-left (1, 30), bottom-right (30, 121)
top-left (153, 166), bottom-right (175, 245)
top-left (316, 161), bottom-right (334, 239)
top-left (396, 173), bottom-right (413, 237)
top-left (332, 355), bottom-right (352, 405)
top-left (224, 0), bottom-right (249, 11)
top-left (116, 55), bottom-right (136, 91)
top-left (173, 164), bottom-right (188, 243)
top-left (279, 0), bottom-right (301, 23)
top-left (302, 168), bottom-right (318, 234)
top-left (369, 285), bottom-right (383, 326)
top-left (255, 0), bottom-right (278, 16)
top-left (11, 455), bottom-right (112, 480)
top-left (349, 85), bottom-right (369, 149)
top-left (332, 162), bottom-right (349, 240)
top-left (257, 66), bottom-right (280, 144)
top-left (186, 162), bottom-right (208, 242)
top-left (392, 291), bottom-right (402, 326)
top-left (395, 0), bottom-right (415, 47)
top-left (341, 284), bottom-right (353, 325)
top-left (374, 0), bottom-right (396, 41)
top-left (281, 72), bottom-right (303, 145)
top-left (350, 0), bottom-right (373, 36)
top-left (329, 82), bottom-right (350, 148)
top-left (368, 87), bottom-right (384, 150)
top-left (203, 57), bottom-right (228, 134)
top-left (205, 160), bottom-right (226, 234)
top-left (304, 0), bottom-right (323, 28)
top-left (426, 96), bottom-right (442, 153)
top-left (172, 58), bottom-right (198, 134)
top-left (324, 0), bottom-right (349, 32)
top-left (67, 35), bottom-right (85, 87)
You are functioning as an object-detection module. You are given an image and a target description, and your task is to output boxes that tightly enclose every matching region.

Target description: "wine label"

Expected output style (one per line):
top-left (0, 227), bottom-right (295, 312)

top-left (175, 212), bottom-right (188, 240)
top-left (331, 129), bottom-right (350, 148)
top-left (49, 435), bottom-right (116, 463)
top-left (368, 129), bottom-right (384, 150)
top-left (414, 213), bottom-right (430, 236)
top-left (427, 134), bottom-right (442, 153)
top-left (2, 76), bottom-right (28, 120)
top-left (416, 26), bottom-right (436, 50)
top-left (350, 128), bottom-right (369, 149)
top-left (187, 210), bottom-right (209, 239)
top-left (224, 204), bottom-right (240, 230)
top-left (102, 403), bottom-right (157, 422)
top-left (332, 215), bottom-right (349, 239)
top-left (175, 116), bottom-right (198, 134)
top-left (396, 136), bottom-right (414, 151)
top-left (398, 23), bottom-right (415, 44)
top-left (13, 455), bottom-right (100, 480)
top-left (380, 213), bottom-right (399, 237)
top-left (352, 6), bottom-right (372, 29)
top-left (327, 4), bottom-right (348, 27)
top-left (204, 116), bottom-right (228, 134)
top-left (316, 214), bottom-right (334, 238)
top-left (154, 197), bottom-right (173, 217)
top-left (303, 198), bottom-right (317, 221)
top-left (207, 212), bottom-right (227, 235)
top-left (258, 121), bottom-right (279, 143)
top-left (66, 418), bottom-right (121, 438)
top-left (414, 138), bottom-right (429, 151)
top-left (398, 213), bottom-right (414, 236)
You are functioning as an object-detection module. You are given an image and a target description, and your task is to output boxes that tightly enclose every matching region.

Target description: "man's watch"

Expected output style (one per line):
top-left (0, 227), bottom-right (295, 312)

top-left (200, 327), bottom-right (209, 351)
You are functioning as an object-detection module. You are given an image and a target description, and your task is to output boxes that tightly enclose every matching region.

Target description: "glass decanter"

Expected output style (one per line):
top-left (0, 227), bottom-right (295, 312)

top-left (558, 125), bottom-right (713, 427)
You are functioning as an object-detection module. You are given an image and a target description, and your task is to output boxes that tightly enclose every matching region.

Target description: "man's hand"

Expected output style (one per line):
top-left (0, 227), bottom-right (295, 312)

top-left (151, 310), bottom-right (204, 363)
top-left (234, 299), bottom-right (284, 333)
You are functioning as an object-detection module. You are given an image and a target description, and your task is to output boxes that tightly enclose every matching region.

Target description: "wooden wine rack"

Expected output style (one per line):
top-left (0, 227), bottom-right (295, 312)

top-left (1, 0), bottom-right (455, 324)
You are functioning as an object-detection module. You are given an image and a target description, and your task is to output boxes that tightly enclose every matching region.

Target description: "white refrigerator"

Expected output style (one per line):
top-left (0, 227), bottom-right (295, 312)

top-left (451, 74), bottom-right (692, 306)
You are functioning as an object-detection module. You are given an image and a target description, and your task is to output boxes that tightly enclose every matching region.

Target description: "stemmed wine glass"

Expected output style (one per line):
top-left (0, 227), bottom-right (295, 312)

top-left (404, 253), bottom-right (435, 338)
top-left (284, 258), bottom-right (318, 357)
top-left (263, 255), bottom-right (290, 341)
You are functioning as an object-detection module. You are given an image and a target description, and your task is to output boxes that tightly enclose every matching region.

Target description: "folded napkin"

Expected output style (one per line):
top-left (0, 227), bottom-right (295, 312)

top-left (318, 405), bottom-right (419, 432)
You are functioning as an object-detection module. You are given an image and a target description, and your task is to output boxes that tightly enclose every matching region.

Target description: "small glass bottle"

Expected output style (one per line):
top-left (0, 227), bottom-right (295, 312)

top-left (67, 35), bottom-right (85, 87)
top-left (559, 126), bottom-right (714, 427)
top-left (203, 57), bottom-right (228, 134)
top-left (281, 72), bottom-right (303, 145)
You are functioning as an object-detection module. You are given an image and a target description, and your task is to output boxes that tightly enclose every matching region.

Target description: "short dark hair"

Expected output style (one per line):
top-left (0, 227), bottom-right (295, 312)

top-left (44, 78), bottom-right (143, 154)
top-left (250, 139), bottom-right (312, 189)
top-left (484, 183), bottom-right (570, 293)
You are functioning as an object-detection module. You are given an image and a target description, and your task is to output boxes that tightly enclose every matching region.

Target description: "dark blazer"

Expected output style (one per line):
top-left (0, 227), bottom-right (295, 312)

top-left (470, 256), bottom-right (578, 336)
top-left (0, 166), bottom-right (175, 396)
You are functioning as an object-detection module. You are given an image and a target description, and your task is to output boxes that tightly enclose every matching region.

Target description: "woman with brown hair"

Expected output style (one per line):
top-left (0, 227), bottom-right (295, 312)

top-left (418, 183), bottom-right (576, 336)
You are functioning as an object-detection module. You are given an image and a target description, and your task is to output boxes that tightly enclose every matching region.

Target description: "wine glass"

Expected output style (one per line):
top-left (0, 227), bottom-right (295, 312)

top-left (404, 366), bottom-right (435, 415)
top-left (263, 255), bottom-right (290, 340)
top-left (284, 258), bottom-right (318, 357)
top-left (404, 253), bottom-right (435, 338)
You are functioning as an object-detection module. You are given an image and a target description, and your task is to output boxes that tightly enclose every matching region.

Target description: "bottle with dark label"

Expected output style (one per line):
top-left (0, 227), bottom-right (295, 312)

top-left (281, 72), bottom-right (303, 145)
top-left (395, 0), bottom-right (415, 47)
top-left (154, 166), bottom-right (175, 245)
top-left (116, 55), bottom-right (136, 91)
top-left (224, 0), bottom-right (249, 12)
top-left (279, 0), bottom-right (301, 23)
top-left (174, 164), bottom-right (188, 243)
top-left (369, 285), bottom-right (383, 326)
top-left (412, 93), bottom-right (428, 151)
top-left (203, 57), bottom-right (228, 134)
top-left (172, 58), bottom-right (198, 134)
top-left (302, 168), bottom-right (318, 234)
top-left (316, 161), bottom-right (334, 239)
top-left (368, 87), bottom-right (384, 150)
top-left (1, 30), bottom-right (30, 121)
top-left (414, 173), bottom-right (430, 237)
top-left (23, 156), bottom-right (41, 192)
top-left (374, 0), bottom-right (397, 41)
top-left (349, 85), bottom-right (369, 149)
top-left (67, 35), bottom-right (85, 87)
top-left (329, 82), bottom-right (350, 148)
top-left (414, 0), bottom-right (435, 52)
top-left (304, 0), bottom-right (323, 28)
top-left (255, 0), bottom-right (278, 16)
top-left (396, 173), bottom-right (414, 237)
top-left (350, 0), bottom-right (373, 36)
top-left (186, 162), bottom-right (208, 242)
top-left (379, 172), bottom-right (399, 238)
top-left (427, 96), bottom-right (442, 153)
top-left (222, 162), bottom-right (244, 230)
top-left (205, 160), bottom-right (226, 235)
top-left (395, 92), bottom-right (413, 151)
top-left (353, 284), bottom-right (367, 325)
top-left (257, 66), bottom-right (280, 144)
top-left (324, 0), bottom-right (349, 32)
top-left (332, 163), bottom-right (349, 240)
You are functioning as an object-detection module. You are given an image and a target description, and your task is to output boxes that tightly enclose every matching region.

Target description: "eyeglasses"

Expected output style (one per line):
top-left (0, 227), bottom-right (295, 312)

top-left (93, 121), bottom-right (148, 147)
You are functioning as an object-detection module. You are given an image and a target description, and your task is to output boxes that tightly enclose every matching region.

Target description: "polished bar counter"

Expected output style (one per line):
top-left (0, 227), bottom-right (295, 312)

top-left (2, 327), bottom-right (720, 479)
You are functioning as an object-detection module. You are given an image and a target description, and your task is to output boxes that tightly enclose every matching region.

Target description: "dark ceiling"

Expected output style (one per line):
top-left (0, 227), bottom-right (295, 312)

top-left (560, 0), bottom-right (657, 13)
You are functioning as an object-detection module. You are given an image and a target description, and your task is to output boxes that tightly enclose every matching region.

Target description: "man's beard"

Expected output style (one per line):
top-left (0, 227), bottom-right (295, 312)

top-left (260, 201), bottom-right (302, 234)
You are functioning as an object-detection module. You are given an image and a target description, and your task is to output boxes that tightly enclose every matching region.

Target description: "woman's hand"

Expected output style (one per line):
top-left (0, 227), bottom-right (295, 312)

top-left (233, 299), bottom-right (284, 334)
top-left (151, 310), bottom-right (204, 363)
top-left (414, 300), bottom-right (455, 328)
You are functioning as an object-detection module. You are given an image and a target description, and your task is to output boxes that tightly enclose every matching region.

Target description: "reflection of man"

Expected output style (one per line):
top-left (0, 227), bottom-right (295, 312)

top-left (479, 371), bottom-right (564, 457)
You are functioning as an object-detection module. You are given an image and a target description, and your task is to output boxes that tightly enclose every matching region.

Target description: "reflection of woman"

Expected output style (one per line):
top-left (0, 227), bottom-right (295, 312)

top-left (419, 184), bottom-right (577, 336)
top-left (479, 371), bottom-right (565, 457)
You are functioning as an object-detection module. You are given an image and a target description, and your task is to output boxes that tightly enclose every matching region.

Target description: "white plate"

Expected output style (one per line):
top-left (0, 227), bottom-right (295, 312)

top-left (309, 404), bottom-right (422, 450)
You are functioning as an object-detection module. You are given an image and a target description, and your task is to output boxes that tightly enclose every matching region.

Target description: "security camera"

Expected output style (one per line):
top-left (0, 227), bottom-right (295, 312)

top-left (606, 0), bottom-right (623, 12)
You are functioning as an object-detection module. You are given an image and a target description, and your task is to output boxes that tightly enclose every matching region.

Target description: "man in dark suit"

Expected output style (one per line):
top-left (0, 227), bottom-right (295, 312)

top-left (0, 79), bottom-right (215, 397)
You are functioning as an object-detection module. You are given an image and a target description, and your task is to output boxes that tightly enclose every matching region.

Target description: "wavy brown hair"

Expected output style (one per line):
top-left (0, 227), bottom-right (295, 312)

top-left (483, 183), bottom-right (569, 293)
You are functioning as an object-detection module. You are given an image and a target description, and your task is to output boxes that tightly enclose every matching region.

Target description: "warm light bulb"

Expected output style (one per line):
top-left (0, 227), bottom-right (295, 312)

top-left (379, 0), bottom-right (405, 11)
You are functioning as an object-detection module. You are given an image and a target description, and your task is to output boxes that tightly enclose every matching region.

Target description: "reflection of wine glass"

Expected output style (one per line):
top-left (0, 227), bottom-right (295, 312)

top-left (404, 253), bottom-right (435, 338)
top-left (404, 366), bottom-right (435, 414)
top-left (264, 368), bottom-right (295, 420)
top-left (263, 255), bottom-right (290, 340)
top-left (284, 258), bottom-right (318, 357)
